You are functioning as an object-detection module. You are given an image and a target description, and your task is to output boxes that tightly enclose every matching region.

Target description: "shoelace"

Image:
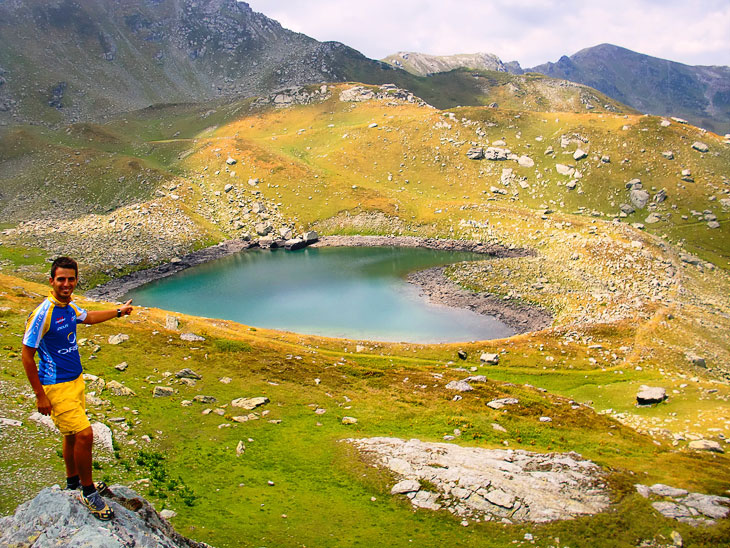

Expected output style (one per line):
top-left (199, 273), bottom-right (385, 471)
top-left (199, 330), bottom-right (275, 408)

top-left (85, 492), bottom-right (104, 509)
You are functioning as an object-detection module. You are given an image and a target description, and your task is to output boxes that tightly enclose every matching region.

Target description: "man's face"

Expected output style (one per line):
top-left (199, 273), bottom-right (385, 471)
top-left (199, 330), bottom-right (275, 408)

top-left (50, 267), bottom-right (78, 302)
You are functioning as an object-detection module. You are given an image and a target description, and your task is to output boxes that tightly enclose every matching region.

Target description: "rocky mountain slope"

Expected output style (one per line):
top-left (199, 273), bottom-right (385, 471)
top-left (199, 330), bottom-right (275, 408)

top-left (0, 0), bottom-right (405, 124)
top-left (382, 51), bottom-right (510, 76)
top-left (529, 44), bottom-right (730, 134)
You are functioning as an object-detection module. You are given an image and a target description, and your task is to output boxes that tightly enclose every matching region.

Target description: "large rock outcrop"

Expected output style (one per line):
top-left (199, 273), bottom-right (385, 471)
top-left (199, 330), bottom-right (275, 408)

top-left (0, 485), bottom-right (211, 548)
top-left (347, 437), bottom-right (610, 523)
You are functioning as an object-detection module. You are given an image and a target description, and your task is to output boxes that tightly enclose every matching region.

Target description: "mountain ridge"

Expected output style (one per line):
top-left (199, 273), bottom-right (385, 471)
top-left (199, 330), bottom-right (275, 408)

top-left (528, 43), bottom-right (730, 133)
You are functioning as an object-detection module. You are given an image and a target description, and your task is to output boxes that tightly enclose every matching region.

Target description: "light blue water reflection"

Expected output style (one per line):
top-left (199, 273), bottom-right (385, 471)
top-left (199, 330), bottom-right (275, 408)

top-left (125, 246), bottom-right (515, 343)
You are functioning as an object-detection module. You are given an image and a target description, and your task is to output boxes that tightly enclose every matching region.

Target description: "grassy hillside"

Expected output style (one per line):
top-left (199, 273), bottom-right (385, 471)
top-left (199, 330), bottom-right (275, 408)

top-left (1, 272), bottom-right (729, 547)
top-left (1, 83), bottom-right (729, 546)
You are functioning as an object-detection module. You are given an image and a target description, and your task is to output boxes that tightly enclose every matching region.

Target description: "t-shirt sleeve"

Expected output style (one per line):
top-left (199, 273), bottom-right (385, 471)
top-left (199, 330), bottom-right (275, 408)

top-left (23, 302), bottom-right (52, 349)
top-left (70, 302), bottom-right (88, 322)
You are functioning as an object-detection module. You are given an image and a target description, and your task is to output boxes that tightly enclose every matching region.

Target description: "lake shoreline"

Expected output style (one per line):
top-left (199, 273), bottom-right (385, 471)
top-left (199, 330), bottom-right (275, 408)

top-left (86, 235), bottom-right (552, 336)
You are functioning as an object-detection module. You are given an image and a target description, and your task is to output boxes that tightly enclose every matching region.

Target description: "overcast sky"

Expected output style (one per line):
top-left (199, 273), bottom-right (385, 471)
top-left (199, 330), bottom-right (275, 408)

top-left (246, 0), bottom-right (730, 68)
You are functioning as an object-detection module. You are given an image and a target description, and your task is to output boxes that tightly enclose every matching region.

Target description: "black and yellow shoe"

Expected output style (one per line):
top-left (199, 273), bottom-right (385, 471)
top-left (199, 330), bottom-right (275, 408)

top-left (66, 480), bottom-right (111, 496)
top-left (82, 490), bottom-right (114, 521)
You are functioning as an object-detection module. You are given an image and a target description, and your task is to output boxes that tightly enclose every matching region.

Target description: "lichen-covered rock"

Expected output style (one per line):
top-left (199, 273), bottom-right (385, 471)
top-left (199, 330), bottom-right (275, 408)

top-left (0, 485), bottom-right (211, 547)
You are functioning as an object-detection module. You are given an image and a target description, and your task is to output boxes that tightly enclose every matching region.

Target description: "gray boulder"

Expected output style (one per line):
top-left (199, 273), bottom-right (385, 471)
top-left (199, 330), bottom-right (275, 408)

top-left (691, 142), bottom-right (709, 153)
top-left (480, 353), bottom-right (499, 365)
top-left (630, 189), bottom-right (650, 209)
top-left (175, 368), bottom-right (202, 380)
top-left (446, 380), bottom-right (473, 392)
top-left (484, 147), bottom-right (509, 160)
top-left (688, 440), bottom-right (724, 453)
top-left (636, 386), bottom-right (667, 405)
top-left (0, 485), bottom-right (210, 547)
top-left (466, 147), bottom-right (484, 160)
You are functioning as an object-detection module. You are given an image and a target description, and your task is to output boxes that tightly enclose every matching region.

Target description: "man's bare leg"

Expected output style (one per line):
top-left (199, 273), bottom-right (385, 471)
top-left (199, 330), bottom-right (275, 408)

top-left (63, 433), bottom-right (78, 480)
top-left (67, 426), bottom-right (94, 487)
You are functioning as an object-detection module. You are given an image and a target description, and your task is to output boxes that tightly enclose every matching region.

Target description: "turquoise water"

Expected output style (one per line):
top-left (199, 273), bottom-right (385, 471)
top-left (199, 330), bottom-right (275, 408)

top-left (125, 246), bottom-right (515, 343)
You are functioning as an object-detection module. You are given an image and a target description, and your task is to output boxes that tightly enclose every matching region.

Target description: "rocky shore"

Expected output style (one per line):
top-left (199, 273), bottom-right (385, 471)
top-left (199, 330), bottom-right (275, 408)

top-left (85, 238), bottom-right (256, 301)
top-left (408, 267), bottom-right (552, 334)
top-left (87, 234), bottom-right (550, 336)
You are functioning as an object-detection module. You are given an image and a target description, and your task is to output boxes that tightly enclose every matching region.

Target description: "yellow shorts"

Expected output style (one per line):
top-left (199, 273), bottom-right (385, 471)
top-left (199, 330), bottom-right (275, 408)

top-left (43, 375), bottom-right (91, 436)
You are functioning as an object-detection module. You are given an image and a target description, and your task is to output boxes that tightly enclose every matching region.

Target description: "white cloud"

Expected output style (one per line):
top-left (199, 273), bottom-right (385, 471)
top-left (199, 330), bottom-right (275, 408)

top-left (246, 0), bottom-right (730, 67)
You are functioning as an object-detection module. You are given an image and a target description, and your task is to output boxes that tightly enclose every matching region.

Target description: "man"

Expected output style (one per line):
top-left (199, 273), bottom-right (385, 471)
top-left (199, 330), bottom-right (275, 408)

top-left (21, 256), bottom-right (133, 521)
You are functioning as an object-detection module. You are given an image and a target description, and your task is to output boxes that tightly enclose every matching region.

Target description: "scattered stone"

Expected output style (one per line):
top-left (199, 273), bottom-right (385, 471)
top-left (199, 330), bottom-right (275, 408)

top-left (630, 189), bottom-right (650, 209)
top-left (466, 147), bottom-right (484, 160)
top-left (108, 333), bottom-right (129, 345)
top-left (236, 441), bottom-right (245, 456)
top-left (636, 386), bottom-right (667, 405)
top-left (619, 204), bottom-right (635, 215)
top-left (635, 484), bottom-right (651, 498)
top-left (224, 183), bottom-right (233, 192)
top-left (487, 397), bottom-right (519, 409)
top-left (342, 416), bottom-right (358, 425)
top-left (707, 221), bottom-right (720, 229)
top-left (302, 231), bottom-right (319, 243)
top-left (226, 157), bottom-right (237, 165)
top-left (492, 423), bottom-right (507, 433)
top-left (650, 484), bottom-right (688, 498)
top-left (688, 440), bottom-right (724, 453)
top-left (457, 350), bottom-right (467, 360)
top-left (691, 142), bottom-right (709, 153)
top-left (0, 418), bottom-right (22, 427)
top-left (685, 352), bottom-right (706, 368)
top-left (153, 386), bottom-right (174, 398)
top-left (555, 164), bottom-right (574, 176)
top-left (231, 396), bottom-right (269, 410)
top-left (573, 149), bottom-right (587, 160)
top-left (601, 155), bottom-right (610, 163)
top-left (484, 147), bottom-right (509, 160)
top-left (219, 377), bottom-right (232, 384)
top-left (180, 332), bottom-right (205, 342)
top-left (539, 417), bottom-right (552, 423)
top-left (193, 395), bottom-right (217, 404)
top-left (465, 375), bottom-right (487, 383)
top-left (106, 380), bottom-right (136, 397)
top-left (159, 509), bottom-right (177, 520)
top-left (518, 155), bottom-right (534, 167)
top-left (480, 353), bottom-right (499, 365)
top-left (645, 213), bottom-right (661, 224)
top-left (165, 315), bottom-right (180, 331)
top-left (91, 422), bottom-right (114, 453)
top-left (662, 151), bottom-right (674, 160)
top-left (446, 380), bottom-right (473, 392)
top-left (391, 479), bottom-right (421, 495)
top-left (175, 368), bottom-right (202, 380)
top-left (115, 362), bottom-right (129, 372)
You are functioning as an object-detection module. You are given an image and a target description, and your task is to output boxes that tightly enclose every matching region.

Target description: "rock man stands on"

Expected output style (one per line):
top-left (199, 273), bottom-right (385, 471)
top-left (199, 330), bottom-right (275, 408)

top-left (21, 256), bottom-right (133, 521)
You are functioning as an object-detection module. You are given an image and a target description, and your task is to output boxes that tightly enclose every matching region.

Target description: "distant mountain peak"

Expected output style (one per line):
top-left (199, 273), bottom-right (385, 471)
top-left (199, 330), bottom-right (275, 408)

top-left (382, 51), bottom-right (522, 76)
top-left (529, 44), bottom-right (730, 133)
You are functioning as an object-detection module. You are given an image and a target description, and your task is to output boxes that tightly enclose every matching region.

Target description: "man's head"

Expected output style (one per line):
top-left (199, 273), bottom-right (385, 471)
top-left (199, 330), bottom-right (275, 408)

top-left (50, 257), bottom-right (78, 303)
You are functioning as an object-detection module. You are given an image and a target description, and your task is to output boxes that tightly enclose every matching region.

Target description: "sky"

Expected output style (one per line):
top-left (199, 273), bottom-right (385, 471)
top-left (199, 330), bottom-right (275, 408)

top-left (245, 0), bottom-right (730, 68)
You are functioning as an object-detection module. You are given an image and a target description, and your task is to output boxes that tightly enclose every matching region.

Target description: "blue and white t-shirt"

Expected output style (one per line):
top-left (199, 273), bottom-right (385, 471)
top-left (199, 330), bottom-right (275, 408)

top-left (23, 293), bottom-right (88, 385)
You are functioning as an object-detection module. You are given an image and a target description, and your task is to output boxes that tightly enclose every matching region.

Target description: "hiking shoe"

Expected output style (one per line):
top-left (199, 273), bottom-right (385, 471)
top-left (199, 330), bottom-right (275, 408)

top-left (66, 480), bottom-right (111, 496)
top-left (82, 490), bottom-right (114, 521)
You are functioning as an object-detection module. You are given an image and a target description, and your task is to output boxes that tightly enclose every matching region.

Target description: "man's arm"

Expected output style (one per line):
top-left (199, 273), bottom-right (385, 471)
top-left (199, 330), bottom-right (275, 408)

top-left (82, 299), bottom-right (133, 325)
top-left (21, 345), bottom-right (52, 415)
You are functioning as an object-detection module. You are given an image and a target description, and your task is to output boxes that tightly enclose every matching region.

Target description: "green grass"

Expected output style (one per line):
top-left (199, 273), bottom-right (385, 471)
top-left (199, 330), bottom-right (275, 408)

top-left (1, 273), bottom-right (729, 547)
